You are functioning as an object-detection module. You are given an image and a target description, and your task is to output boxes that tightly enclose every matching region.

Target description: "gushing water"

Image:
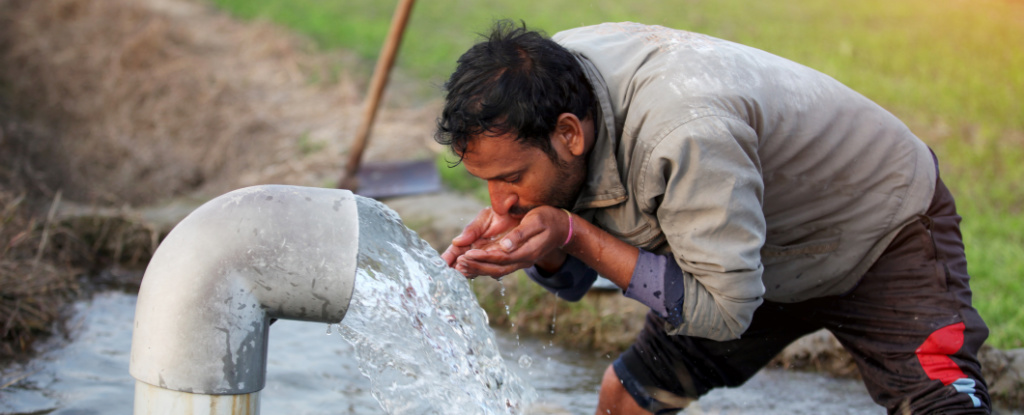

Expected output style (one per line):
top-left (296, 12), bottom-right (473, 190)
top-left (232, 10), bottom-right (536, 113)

top-left (338, 197), bottom-right (536, 414)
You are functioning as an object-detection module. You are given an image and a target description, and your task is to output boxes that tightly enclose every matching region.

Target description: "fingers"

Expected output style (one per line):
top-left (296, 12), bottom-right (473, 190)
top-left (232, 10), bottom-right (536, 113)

top-left (460, 248), bottom-right (514, 264)
top-left (484, 212), bottom-right (521, 239)
top-left (444, 207), bottom-right (494, 269)
top-left (457, 240), bottom-right (541, 271)
top-left (455, 252), bottom-right (531, 279)
top-left (495, 206), bottom-right (561, 253)
top-left (495, 223), bottom-right (543, 253)
top-left (446, 206), bottom-right (565, 278)
top-left (451, 207), bottom-right (494, 247)
top-left (446, 207), bottom-right (524, 269)
top-left (441, 243), bottom-right (470, 267)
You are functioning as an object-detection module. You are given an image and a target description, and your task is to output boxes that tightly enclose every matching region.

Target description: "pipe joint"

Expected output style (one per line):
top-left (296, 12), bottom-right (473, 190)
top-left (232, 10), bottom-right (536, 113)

top-left (130, 185), bottom-right (359, 395)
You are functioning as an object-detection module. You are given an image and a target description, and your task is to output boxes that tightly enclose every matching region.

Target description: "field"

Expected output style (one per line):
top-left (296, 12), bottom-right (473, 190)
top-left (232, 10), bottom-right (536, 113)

top-left (210, 0), bottom-right (1024, 349)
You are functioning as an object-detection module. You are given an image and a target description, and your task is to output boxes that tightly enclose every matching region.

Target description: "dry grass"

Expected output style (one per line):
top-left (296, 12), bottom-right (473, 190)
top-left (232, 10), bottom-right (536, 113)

top-left (0, 125), bottom-right (159, 360)
top-left (0, 0), bottom-right (368, 206)
top-left (0, 188), bottom-right (80, 361)
top-left (0, 0), bottom-right (443, 362)
top-left (0, 149), bottom-right (166, 362)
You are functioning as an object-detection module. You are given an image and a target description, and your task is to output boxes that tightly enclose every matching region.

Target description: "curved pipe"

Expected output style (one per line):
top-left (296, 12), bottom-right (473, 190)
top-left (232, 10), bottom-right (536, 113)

top-left (129, 185), bottom-right (359, 398)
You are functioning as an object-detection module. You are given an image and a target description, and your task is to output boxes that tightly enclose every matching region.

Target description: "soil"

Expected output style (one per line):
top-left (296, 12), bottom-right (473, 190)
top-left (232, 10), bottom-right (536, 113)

top-left (0, 0), bottom-right (1020, 408)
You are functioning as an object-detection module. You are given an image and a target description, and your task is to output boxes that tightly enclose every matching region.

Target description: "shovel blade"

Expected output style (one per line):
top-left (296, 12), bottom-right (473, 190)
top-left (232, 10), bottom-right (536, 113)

top-left (355, 159), bottom-right (442, 199)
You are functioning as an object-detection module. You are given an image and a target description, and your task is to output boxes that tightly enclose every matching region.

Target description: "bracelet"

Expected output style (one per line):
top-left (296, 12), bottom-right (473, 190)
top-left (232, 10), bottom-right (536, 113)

top-left (560, 208), bottom-right (574, 248)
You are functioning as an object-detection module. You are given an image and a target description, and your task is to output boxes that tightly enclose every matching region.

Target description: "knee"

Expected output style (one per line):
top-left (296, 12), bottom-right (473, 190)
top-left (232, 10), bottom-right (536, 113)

top-left (597, 364), bottom-right (650, 415)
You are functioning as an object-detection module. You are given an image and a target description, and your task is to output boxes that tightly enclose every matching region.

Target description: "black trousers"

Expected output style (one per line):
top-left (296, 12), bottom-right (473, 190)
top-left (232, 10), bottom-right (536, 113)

top-left (615, 175), bottom-right (991, 414)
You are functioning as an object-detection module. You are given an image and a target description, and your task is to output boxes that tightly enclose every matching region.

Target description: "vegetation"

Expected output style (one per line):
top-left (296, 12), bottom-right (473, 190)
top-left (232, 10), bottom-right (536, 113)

top-left (0, 0), bottom-right (361, 361)
top-left (209, 0), bottom-right (1024, 349)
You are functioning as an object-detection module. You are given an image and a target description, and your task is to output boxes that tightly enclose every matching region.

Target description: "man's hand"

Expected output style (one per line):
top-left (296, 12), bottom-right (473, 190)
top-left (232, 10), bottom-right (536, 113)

top-left (452, 206), bottom-right (569, 278)
top-left (441, 207), bottom-right (521, 270)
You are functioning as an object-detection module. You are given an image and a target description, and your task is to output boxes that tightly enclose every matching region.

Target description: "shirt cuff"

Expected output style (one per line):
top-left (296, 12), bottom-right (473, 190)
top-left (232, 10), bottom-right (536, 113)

top-left (524, 255), bottom-right (597, 302)
top-left (624, 250), bottom-right (686, 326)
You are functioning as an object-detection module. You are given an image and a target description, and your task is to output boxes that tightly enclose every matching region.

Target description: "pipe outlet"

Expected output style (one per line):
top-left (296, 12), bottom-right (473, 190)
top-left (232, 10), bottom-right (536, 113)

top-left (129, 185), bottom-right (359, 396)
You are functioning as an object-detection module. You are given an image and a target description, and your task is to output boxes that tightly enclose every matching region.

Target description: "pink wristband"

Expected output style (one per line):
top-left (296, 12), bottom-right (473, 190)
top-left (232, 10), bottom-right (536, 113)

top-left (560, 208), bottom-right (574, 248)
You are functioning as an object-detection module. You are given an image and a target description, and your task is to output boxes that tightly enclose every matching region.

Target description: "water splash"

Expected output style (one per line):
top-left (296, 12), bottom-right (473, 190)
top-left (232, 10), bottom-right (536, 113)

top-left (497, 279), bottom-right (521, 348)
top-left (339, 197), bottom-right (536, 414)
top-left (517, 354), bottom-right (533, 369)
top-left (550, 296), bottom-right (558, 336)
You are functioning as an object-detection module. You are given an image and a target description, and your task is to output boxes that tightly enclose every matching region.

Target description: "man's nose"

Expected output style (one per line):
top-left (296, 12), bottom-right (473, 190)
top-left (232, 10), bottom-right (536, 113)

top-left (488, 182), bottom-right (516, 216)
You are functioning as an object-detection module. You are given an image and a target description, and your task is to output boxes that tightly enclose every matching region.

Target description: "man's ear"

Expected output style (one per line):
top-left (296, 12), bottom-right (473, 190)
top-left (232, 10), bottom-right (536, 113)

top-left (554, 113), bottom-right (585, 157)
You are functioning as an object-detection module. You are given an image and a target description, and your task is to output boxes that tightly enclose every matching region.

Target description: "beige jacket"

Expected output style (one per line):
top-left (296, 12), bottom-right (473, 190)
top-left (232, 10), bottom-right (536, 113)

top-left (554, 23), bottom-right (936, 341)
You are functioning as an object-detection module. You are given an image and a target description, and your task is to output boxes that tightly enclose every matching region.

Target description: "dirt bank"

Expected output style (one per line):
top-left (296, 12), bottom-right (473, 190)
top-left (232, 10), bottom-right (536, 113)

top-left (0, 0), bottom-right (441, 207)
top-left (0, 0), bottom-right (440, 361)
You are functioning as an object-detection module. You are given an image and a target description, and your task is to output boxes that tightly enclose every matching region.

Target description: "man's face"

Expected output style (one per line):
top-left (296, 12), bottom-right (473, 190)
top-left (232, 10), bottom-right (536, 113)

top-left (461, 132), bottom-right (585, 219)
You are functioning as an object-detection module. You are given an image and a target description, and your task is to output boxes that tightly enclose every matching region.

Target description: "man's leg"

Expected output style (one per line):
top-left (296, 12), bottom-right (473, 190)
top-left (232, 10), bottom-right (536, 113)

top-left (814, 176), bottom-right (990, 414)
top-left (602, 303), bottom-right (821, 414)
top-left (596, 364), bottom-right (651, 415)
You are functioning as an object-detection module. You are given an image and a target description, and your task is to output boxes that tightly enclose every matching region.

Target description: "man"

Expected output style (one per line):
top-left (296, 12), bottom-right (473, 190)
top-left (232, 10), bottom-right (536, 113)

top-left (435, 20), bottom-right (990, 414)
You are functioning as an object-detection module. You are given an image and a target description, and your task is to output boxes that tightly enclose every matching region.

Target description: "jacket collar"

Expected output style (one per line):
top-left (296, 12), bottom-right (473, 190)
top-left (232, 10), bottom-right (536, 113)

top-left (572, 54), bottom-right (628, 211)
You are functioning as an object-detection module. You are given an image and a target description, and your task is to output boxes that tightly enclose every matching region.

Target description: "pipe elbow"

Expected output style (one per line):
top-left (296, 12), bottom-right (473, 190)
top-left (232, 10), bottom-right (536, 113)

top-left (130, 185), bottom-right (359, 395)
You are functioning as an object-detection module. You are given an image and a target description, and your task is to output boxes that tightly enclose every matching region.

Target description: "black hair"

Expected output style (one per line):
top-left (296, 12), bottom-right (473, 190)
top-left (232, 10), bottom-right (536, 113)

top-left (434, 20), bottom-right (595, 163)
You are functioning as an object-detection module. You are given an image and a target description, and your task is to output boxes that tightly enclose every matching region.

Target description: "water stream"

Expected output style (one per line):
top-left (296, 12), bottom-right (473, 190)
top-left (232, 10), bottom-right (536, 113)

top-left (0, 196), bottom-right (964, 414)
top-left (338, 197), bottom-right (534, 413)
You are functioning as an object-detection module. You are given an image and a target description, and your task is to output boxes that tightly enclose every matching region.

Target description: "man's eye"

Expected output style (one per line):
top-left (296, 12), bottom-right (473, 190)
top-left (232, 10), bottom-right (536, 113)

top-left (504, 175), bottom-right (520, 184)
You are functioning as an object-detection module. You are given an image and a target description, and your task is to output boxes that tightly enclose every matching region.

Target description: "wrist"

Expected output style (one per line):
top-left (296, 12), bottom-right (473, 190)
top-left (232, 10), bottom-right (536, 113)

top-left (536, 250), bottom-right (568, 273)
top-left (559, 208), bottom-right (574, 248)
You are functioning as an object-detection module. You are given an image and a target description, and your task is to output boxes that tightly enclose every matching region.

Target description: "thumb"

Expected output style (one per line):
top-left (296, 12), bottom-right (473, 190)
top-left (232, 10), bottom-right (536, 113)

top-left (498, 232), bottom-right (518, 253)
top-left (499, 225), bottom-right (532, 253)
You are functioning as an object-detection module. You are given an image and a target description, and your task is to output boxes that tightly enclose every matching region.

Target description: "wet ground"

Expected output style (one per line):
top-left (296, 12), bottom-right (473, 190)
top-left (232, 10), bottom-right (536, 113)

top-left (0, 291), bottom-right (930, 415)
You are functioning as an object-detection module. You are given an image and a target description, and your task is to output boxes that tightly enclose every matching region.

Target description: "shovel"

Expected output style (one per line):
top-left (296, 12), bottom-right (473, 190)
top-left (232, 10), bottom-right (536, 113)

top-left (337, 0), bottom-right (440, 198)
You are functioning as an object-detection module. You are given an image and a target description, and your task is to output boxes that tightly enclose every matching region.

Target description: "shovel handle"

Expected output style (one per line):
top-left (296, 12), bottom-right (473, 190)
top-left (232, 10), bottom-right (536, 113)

top-left (339, 0), bottom-right (416, 190)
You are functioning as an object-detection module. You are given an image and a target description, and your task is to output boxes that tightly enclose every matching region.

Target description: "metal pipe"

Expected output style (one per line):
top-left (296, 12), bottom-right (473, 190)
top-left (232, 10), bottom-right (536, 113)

top-left (130, 185), bottom-right (359, 414)
top-left (133, 382), bottom-right (259, 415)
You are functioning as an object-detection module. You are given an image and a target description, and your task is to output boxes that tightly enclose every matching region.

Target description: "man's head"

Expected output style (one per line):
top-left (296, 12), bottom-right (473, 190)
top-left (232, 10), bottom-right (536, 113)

top-left (435, 20), bottom-right (596, 217)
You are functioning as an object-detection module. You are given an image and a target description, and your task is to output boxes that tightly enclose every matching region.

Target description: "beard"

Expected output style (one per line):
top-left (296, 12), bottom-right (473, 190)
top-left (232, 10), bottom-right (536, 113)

top-left (508, 155), bottom-right (586, 216)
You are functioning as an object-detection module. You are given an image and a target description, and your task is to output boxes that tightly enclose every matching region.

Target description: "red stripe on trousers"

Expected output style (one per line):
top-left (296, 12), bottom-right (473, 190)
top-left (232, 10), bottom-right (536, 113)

top-left (915, 322), bottom-right (967, 385)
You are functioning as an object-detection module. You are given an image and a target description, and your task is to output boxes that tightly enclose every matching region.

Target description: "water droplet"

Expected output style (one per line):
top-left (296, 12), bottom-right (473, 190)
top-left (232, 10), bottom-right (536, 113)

top-left (518, 354), bottom-right (533, 369)
top-left (325, 323), bottom-right (332, 335)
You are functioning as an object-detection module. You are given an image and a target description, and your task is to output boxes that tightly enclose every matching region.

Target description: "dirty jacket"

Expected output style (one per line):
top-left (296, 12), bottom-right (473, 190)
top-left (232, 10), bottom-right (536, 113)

top-left (553, 23), bottom-right (936, 341)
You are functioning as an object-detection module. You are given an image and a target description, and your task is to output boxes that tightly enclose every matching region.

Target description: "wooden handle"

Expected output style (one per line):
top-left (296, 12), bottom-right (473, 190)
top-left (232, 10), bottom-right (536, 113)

top-left (339, 0), bottom-right (416, 190)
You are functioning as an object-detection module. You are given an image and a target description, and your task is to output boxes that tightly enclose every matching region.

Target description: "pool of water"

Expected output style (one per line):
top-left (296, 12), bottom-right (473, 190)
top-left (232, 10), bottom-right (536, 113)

top-left (0, 290), bottom-right (908, 414)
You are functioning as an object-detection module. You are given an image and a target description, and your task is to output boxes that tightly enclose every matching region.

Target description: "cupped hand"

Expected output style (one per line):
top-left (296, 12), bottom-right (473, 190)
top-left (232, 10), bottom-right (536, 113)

top-left (441, 207), bottom-right (521, 268)
top-left (453, 206), bottom-right (570, 279)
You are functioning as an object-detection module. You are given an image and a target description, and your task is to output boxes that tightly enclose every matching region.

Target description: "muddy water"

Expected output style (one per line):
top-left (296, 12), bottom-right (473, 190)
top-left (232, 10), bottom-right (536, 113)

top-left (0, 291), bottom-right (909, 414)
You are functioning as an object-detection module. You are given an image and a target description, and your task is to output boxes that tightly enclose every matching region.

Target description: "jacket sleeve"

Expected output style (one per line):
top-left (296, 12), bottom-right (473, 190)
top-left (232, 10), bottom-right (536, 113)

top-left (639, 114), bottom-right (766, 341)
top-left (624, 249), bottom-right (687, 326)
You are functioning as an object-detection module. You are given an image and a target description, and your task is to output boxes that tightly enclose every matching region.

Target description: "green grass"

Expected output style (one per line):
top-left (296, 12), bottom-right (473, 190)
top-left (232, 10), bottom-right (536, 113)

top-left (210, 0), bottom-right (1023, 132)
top-left (936, 137), bottom-right (1024, 349)
top-left (208, 0), bottom-right (1024, 349)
